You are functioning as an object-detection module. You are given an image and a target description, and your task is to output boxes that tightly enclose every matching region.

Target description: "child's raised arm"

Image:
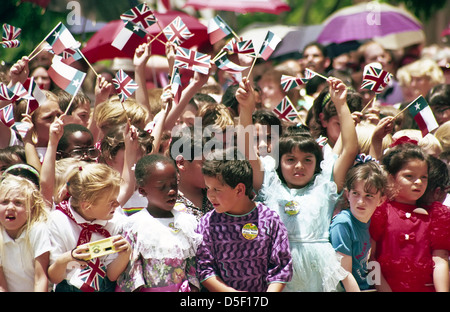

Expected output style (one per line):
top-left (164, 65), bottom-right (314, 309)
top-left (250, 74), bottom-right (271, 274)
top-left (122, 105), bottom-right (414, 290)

top-left (133, 41), bottom-right (153, 119)
top-left (327, 77), bottom-right (358, 193)
top-left (89, 76), bottom-right (113, 142)
top-left (163, 68), bottom-right (209, 131)
top-left (40, 116), bottom-right (65, 206)
top-left (236, 77), bottom-right (264, 192)
top-left (117, 123), bottom-right (140, 207)
top-left (369, 116), bottom-right (394, 160)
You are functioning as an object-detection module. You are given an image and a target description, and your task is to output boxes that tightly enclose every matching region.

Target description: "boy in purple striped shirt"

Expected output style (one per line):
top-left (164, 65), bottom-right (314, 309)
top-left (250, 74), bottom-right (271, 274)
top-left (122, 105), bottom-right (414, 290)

top-left (196, 148), bottom-right (292, 292)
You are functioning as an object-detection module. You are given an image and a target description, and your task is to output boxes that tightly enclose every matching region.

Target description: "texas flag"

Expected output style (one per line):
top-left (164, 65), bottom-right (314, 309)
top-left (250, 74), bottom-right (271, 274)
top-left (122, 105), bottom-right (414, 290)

top-left (111, 21), bottom-right (147, 57)
top-left (23, 77), bottom-right (47, 114)
top-left (45, 22), bottom-right (78, 55)
top-left (259, 31), bottom-right (281, 60)
top-left (48, 55), bottom-right (86, 96)
top-left (207, 15), bottom-right (232, 45)
top-left (407, 95), bottom-right (439, 136)
top-left (215, 54), bottom-right (249, 73)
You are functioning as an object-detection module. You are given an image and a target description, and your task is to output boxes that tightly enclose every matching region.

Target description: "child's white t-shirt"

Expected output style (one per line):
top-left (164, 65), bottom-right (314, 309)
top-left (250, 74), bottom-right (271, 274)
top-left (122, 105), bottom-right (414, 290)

top-left (0, 222), bottom-right (52, 292)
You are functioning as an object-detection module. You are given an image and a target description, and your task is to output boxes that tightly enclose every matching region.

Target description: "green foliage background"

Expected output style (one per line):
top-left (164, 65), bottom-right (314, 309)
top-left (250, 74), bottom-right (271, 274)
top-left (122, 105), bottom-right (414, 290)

top-left (0, 0), bottom-right (447, 63)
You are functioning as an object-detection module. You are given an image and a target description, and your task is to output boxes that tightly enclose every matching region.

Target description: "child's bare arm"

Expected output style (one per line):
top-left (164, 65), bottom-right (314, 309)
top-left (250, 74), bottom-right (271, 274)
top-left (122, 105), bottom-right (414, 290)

top-left (236, 77), bottom-right (264, 192)
top-left (328, 77), bottom-right (358, 193)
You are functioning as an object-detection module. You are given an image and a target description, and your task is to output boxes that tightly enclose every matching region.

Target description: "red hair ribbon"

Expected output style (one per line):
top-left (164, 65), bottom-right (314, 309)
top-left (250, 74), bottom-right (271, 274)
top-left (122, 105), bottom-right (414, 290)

top-left (389, 136), bottom-right (418, 148)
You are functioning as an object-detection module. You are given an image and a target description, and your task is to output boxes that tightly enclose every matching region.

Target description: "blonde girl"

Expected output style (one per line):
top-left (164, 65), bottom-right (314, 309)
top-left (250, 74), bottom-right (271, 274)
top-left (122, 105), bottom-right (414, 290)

top-left (0, 174), bottom-right (51, 292)
top-left (47, 163), bottom-right (131, 292)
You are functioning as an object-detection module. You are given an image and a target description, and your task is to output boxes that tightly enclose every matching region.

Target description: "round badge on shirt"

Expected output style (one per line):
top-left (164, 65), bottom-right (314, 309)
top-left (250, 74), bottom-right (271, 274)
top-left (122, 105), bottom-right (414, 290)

top-left (169, 222), bottom-right (180, 233)
top-left (284, 200), bottom-right (300, 216)
top-left (242, 223), bottom-right (258, 240)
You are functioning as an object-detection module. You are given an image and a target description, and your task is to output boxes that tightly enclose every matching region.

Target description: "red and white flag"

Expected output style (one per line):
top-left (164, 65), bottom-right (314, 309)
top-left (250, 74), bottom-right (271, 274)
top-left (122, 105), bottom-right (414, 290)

top-left (163, 16), bottom-right (194, 46)
top-left (215, 54), bottom-right (249, 73)
top-left (360, 62), bottom-right (393, 94)
top-left (1, 39), bottom-right (20, 48)
top-left (207, 15), bottom-right (232, 45)
top-left (223, 38), bottom-right (256, 56)
top-left (0, 103), bottom-right (15, 128)
top-left (281, 74), bottom-right (308, 92)
top-left (48, 55), bottom-right (86, 96)
top-left (407, 95), bottom-right (439, 136)
top-left (273, 96), bottom-right (299, 122)
top-left (174, 47), bottom-right (211, 75)
top-left (259, 31), bottom-right (281, 60)
top-left (45, 22), bottom-right (78, 55)
top-left (112, 69), bottom-right (138, 103)
top-left (0, 82), bottom-right (31, 102)
top-left (112, 21), bottom-right (148, 57)
top-left (120, 3), bottom-right (157, 29)
top-left (2, 23), bottom-right (21, 41)
top-left (23, 77), bottom-right (47, 114)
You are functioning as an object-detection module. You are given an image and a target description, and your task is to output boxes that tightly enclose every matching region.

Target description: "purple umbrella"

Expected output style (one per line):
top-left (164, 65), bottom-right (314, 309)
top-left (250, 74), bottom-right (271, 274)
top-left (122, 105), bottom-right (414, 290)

top-left (317, 2), bottom-right (422, 45)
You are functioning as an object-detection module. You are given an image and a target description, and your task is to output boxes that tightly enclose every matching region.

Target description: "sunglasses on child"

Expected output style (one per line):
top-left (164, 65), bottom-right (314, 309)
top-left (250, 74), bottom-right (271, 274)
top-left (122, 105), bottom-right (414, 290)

top-left (57, 147), bottom-right (100, 160)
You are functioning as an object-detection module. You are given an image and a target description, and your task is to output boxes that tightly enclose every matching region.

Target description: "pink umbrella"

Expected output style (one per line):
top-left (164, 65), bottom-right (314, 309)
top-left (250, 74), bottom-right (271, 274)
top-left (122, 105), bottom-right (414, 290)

top-left (317, 2), bottom-right (423, 46)
top-left (81, 11), bottom-right (210, 64)
top-left (183, 0), bottom-right (290, 14)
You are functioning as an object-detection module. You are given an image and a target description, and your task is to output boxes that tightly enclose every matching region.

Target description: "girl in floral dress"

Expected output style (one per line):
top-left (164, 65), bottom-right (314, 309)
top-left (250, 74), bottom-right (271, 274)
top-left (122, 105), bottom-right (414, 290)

top-left (116, 154), bottom-right (202, 292)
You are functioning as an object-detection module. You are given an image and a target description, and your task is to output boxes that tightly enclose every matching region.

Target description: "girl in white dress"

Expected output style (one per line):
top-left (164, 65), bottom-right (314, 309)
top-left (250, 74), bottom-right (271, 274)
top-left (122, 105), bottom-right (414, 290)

top-left (236, 76), bottom-right (359, 291)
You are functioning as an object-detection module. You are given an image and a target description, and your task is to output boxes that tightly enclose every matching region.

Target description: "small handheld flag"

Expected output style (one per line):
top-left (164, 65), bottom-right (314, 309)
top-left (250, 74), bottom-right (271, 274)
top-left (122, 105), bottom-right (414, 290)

top-left (111, 21), bottom-right (148, 57)
top-left (174, 47), bottom-right (211, 75)
top-left (281, 74), bottom-right (308, 92)
top-left (407, 95), bottom-right (439, 136)
top-left (223, 38), bottom-right (256, 57)
top-left (360, 62), bottom-right (392, 94)
top-left (2, 23), bottom-right (21, 41)
top-left (163, 16), bottom-right (194, 45)
top-left (259, 31), bottom-right (281, 61)
top-left (45, 22), bottom-right (78, 55)
top-left (0, 103), bottom-right (15, 128)
top-left (207, 15), bottom-right (232, 45)
top-left (48, 55), bottom-right (86, 96)
top-left (120, 3), bottom-right (157, 29)
top-left (273, 96), bottom-right (300, 122)
top-left (112, 69), bottom-right (139, 103)
top-left (215, 54), bottom-right (249, 73)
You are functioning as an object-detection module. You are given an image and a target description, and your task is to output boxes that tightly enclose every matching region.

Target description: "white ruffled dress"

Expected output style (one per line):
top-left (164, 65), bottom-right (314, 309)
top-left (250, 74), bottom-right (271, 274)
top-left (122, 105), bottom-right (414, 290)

top-left (116, 207), bottom-right (202, 292)
top-left (256, 155), bottom-right (348, 292)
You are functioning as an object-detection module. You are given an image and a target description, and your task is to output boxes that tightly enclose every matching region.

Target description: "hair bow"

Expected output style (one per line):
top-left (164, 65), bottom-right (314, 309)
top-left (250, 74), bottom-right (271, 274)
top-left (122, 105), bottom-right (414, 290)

top-left (355, 153), bottom-right (377, 164)
top-left (389, 136), bottom-right (418, 148)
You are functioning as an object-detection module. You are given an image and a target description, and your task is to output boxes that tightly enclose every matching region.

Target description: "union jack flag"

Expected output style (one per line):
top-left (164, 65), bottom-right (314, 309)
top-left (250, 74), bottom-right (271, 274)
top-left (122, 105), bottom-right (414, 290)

top-left (2, 23), bottom-right (21, 41)
top-left (304, 68), bottom-right (318, 80)
top-left (76, 258), bottom-right (107, 292)
top-left (360, 63), bottom-right (392, 94)
top-left (281, 74), bottom-right (308, 92)
top-left (120, 3), bottom-right (157, 29)
top-left (112, 69), bottom-right (138, 103)
top-left (273, 96), bottom-right (299, 122)
top-left (163, 16), bottom-right (193, 45)
top-left (1, 39), bottom-right (20, 48)
top-left (0, 103), bottom-right (15, 128)
top-left (223, 38), bottom-right (256, 56)
top-left (0, 82), bottom-right (30, 102)
top-left (174, 47), bottom-right (211, 75)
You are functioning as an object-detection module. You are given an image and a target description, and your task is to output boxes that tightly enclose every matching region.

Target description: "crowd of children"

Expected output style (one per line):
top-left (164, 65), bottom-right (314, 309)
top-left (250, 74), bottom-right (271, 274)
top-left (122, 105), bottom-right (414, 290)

top-left (0, 25), bottom-right (449, 293)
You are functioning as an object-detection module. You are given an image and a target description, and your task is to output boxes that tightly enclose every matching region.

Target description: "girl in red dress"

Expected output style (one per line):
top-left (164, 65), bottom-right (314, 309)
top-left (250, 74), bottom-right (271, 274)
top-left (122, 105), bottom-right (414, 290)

top-left (370, 143), bottom-right (450, 292)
